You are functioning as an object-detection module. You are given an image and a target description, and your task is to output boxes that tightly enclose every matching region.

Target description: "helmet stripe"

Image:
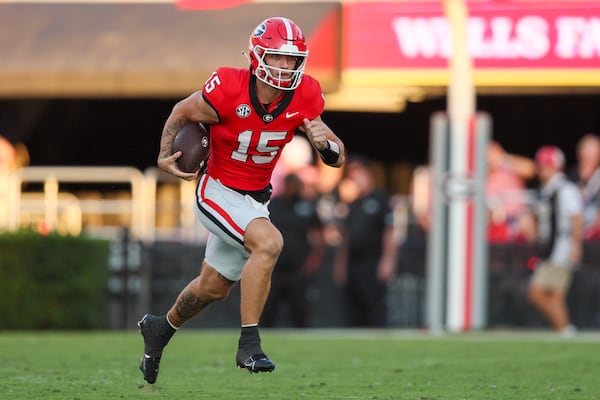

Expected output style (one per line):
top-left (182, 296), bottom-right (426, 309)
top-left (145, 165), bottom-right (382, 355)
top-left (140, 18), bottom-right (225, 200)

top-left (282, 17), bottom-right (293, 44)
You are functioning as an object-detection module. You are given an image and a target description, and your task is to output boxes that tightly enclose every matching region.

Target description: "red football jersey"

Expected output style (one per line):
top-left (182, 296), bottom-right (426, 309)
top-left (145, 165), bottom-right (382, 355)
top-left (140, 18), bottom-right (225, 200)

top-left (202, 67), bottom-right (324, 191)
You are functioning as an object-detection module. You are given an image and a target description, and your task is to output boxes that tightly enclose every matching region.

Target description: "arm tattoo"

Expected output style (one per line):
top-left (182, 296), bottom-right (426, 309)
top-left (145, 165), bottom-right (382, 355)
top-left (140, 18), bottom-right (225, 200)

top-left (159, 119), bottom-right (188, 158)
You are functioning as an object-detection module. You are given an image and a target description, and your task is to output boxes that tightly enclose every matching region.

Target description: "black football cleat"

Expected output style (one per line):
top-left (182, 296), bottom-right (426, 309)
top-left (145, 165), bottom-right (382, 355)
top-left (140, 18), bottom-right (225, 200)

top-left (236, 350), bottom-right (276, 373)
top-left (139, 354), bottom-right (161, 384)
top-left (138, 314), bottom-right (175, 384)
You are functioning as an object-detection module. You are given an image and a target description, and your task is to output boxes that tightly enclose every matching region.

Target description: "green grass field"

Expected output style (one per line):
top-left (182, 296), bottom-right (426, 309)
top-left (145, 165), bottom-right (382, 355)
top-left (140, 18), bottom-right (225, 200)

top-left (1, 329), bottom-right (599, 399)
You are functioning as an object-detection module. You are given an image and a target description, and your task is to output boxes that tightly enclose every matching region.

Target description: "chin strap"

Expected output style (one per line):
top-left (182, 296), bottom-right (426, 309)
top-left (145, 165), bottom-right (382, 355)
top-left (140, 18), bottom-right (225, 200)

top-left (241, 50), bottom-right (251, 64)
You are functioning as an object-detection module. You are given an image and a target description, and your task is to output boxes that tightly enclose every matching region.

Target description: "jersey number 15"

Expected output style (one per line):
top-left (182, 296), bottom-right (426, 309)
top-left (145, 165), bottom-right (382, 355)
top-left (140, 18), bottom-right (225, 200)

top-left (231, 130), bottom-right (287, 164)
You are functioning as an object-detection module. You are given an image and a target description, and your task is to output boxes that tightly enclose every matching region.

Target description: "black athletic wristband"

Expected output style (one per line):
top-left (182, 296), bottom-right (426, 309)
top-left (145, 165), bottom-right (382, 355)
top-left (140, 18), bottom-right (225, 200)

top-left (319, 140), bottom-right (340, 165)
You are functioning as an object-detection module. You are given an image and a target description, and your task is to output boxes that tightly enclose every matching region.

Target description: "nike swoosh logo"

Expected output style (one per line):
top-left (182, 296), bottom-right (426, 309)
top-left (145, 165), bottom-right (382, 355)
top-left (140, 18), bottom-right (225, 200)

top-left (285, 111), bottom-right (299, 118)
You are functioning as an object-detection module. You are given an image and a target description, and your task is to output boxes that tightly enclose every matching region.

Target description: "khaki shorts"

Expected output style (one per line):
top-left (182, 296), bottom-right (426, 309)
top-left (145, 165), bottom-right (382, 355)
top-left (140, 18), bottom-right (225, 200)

top-left (530, 261), bottom-right (573, 291)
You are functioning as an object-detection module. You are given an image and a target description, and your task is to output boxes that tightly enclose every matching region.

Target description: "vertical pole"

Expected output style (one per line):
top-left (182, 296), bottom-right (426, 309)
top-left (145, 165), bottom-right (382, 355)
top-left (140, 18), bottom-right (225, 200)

top-left (44, 176), bottom-right (59, 232)
top-left (142, 171), bottom-right (157, 244)
top-left (443, 0), bottom-right (476, 331)
top-left (6, 171), bottom-right (21, 231)
top-left (444, 0), bottom-right (475, 120)
top-left (472, 113), bottom-right (491, 329)
top-left (121, 227), bottom-right (130, 330)
top-left (426, 112), bottom-right (450, 334)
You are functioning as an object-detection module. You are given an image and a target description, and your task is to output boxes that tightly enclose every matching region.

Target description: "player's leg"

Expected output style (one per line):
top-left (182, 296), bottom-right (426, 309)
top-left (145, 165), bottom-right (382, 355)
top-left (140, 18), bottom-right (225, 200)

top-left (236, 217), bottom-right (283, 372)
top-left (240, 218), bottom-right (283, 325)
top-left (139, 255), bottom-right (236, 384)
top-left (139, 228), bottom-right (244, 384)
top-left (167, 260), bottom-right (236, 327)
top-left (195, 175), bottom-right (279, 372)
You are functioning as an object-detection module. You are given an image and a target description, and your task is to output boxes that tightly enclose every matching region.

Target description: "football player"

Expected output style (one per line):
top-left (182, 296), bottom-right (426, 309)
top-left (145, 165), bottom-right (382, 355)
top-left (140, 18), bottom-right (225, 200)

top-left (138, 16), bottom-right (345, 384)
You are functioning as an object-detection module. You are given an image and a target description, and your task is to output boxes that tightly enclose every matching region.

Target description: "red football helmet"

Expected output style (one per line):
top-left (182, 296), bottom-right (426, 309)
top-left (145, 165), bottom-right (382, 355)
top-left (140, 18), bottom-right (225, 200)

top-left (247, 17), bottom-right (308, 90)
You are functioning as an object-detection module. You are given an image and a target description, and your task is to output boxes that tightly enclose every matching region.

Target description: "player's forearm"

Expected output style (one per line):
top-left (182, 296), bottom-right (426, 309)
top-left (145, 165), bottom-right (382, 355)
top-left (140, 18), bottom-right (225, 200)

top-left (158, 94), bottom-right (204, 161)
top-left (158, 117), bottom-right (187, 161)
top-left (157, 96), bottom-right (195, 162)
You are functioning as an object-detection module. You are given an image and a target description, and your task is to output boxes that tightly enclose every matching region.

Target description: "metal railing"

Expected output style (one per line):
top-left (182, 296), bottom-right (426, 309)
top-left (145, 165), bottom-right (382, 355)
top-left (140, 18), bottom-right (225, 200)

top-left (1, 166), bottom-right (196, 242)
top-left (1, 165), bottom-right (539, 243)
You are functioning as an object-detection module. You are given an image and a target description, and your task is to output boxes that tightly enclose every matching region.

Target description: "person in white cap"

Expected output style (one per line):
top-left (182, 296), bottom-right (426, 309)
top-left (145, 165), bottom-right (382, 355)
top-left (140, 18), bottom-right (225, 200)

top-left (527, 145), bottom-right (583, 337)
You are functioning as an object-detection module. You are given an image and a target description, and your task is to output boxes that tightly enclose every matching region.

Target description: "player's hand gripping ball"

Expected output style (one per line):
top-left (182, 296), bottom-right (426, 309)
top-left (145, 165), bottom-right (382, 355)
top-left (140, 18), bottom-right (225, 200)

top-left (173, 122), bottom-right (210, 173)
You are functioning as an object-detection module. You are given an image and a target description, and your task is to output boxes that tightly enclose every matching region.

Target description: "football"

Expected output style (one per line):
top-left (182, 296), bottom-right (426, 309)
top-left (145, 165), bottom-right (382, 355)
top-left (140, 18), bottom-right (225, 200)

top-left (173, 121), bottom-right (210, 173)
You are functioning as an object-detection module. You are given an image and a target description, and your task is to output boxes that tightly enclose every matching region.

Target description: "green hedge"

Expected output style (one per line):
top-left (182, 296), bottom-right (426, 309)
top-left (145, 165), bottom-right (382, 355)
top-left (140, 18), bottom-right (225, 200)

top-left (0, 231), bottom-right (109, 329)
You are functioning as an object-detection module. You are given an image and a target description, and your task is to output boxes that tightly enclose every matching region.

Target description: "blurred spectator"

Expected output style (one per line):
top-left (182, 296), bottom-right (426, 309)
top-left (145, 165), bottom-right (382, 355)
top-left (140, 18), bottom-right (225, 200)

top-left (527, 146), bottom-right (583, 337)
top-left (296, 164), bottom-right (320, 201)
top-left (0, 134), bottom-right (16, 172)
top-left (486, 141), bottom-right (535, 242)
top-left (261, 172), bottom-right (325, 328)
top-left (271, 135), bottom-right (314, 197)
top-left (568, 133), bottom-right (600, 239)
top-left (0, 135), bottom-right (29, 171)
top-left (0, 135), bottom-right (28, 228)
top-left (410, 164), bottom-right (432, 233)
top-left (332, 155), bottom-right (398, 327)
top-left (407, 141), bottom-right (535, 243)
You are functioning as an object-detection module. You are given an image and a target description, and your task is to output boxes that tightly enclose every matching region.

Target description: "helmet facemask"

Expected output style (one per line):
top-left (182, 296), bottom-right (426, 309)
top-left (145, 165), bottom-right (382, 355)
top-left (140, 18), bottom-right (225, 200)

top-left (251, 46), bottom-right (307, 90)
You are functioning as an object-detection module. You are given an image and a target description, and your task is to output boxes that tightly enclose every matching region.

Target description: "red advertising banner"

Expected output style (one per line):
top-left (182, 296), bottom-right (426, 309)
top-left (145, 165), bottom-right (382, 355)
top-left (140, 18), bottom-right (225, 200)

top-left (344, 1), bottom-right (600, 70)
